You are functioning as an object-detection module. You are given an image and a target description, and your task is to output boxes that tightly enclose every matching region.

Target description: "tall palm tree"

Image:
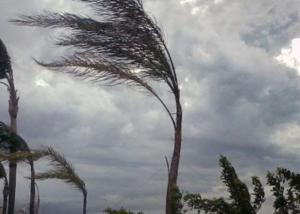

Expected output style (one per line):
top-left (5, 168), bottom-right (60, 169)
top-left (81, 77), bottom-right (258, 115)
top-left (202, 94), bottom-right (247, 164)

top-left (13, 1), bottom-right (182, 213)
top-left (0, 120), bottom-right (36, 214)
top-left (0, 38), bottom-right (19, 214)
top-left (0, 162), bottom-right (8, 214)
top-left (35, 147), bottom-right (87, 214)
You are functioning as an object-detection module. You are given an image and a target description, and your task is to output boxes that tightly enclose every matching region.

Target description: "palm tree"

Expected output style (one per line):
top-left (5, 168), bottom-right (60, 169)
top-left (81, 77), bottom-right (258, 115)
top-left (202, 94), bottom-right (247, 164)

top-left (35, 147), bottom-right (87, 214)
top-left (13, 1), bottom-right (182, 213)
top-left (0, 120), bottom-right (36, 214)
top-left (0, 152), bottom-right (40, 214)
top-left (0, 162), bottom-right (8, 214)
top-left (0, 38), bottom-right (19, 214)
top-left (0, 151), bottom-right (43, 214)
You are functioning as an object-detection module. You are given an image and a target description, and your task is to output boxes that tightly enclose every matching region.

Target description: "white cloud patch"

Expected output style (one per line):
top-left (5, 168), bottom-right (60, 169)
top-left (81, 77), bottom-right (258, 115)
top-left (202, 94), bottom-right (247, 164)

top-left (35, 78), bottom-right (50, 87)
top-left (276, 38), bottom-right (300, 74)
top-left (214, 0), bottom-right (224, 4)
top-left (270, 123), bottom-right (300, 154)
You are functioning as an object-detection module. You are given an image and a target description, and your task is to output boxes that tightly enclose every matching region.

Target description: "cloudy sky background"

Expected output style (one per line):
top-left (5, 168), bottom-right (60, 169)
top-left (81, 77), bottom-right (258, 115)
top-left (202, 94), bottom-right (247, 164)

top-left (1, 0), bottom-right (300, 213)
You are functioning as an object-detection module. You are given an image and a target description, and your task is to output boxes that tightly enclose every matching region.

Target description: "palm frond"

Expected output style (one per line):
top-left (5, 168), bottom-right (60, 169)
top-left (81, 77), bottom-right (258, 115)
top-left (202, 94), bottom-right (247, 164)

top-left (0, 39), bottom-right (11, 80)
top-left (0, 162), bottom-right (7, 180)
top-left (0, 121), bottom-right (30, 152)
top-left (11, 0), bottom-right (178, 91)
top-left (0, 151), bottom-right (44, 163)
top-left (36, 147), bottom-right (86, 196)
top-left (35, 56), bottom-right (176, 127)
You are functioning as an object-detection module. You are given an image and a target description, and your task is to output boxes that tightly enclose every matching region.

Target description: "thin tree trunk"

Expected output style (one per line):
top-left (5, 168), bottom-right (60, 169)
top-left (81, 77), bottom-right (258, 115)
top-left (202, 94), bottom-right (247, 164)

top-left (3, 179), bottom-right (8, 214)
top-left (8, 162), bottom-right (16, 214)
top-left (83, 191), bottom-right (87, 214)
top-left (29, 160), bottom-right (35, 214)
top-left (166, 94), bottom-right (182, 214)
top-left (8, 76), bottom-right (18, 214)
top-left (35, 182), bottom-right (40, 214)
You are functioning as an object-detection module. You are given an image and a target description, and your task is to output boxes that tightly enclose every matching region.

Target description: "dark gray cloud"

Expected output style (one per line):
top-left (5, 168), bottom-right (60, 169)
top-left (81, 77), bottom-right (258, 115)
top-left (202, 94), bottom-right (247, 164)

top-left (1, 0), bottom-right (300, 213)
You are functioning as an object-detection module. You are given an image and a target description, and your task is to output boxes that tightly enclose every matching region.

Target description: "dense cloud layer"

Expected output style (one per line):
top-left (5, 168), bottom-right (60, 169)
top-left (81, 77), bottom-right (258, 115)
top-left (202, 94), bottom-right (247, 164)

top-left (1, 0), bottom-right (300, 213)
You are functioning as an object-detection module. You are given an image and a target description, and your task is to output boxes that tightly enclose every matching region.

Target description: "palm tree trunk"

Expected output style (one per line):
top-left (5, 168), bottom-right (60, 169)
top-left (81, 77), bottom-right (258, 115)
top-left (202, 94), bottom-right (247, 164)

top-left (35, 182), bottom-right (40, 214)
top-left (29, 160), bottom-right (35, 214)
top-left (83, 191), bottom-right (87, 214)
top-left (3, 179), bottom-right (8, 214)
top-left (8, 78), bottom-right (18, 214)
top-left (8, 162), bottom-right (16, 214)
top-left (166, 95), bottom-right (182, 214)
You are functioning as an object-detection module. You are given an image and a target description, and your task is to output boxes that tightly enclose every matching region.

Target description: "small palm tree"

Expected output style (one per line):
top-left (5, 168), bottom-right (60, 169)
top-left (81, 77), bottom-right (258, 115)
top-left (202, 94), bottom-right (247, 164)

top-left (35, 147), bottom-right (87, 214)
top-left (0, 162), bottom-right (8, 214)
top-left (0, 152), bottom-right (41, 214)
top-left (13, 1), bottom-right (182, 213)
top-left (0, 120), bottom-right (36, 214)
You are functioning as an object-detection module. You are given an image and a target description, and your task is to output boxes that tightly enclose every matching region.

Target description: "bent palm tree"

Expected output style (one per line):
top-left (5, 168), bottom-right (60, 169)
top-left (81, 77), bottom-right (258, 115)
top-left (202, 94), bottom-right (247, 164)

top-left (35, 147), bottom-right (87, 214)
top-left (0, 120), bottom-right (36, 214)
top-left (13, 1), bottom-right (182, 213)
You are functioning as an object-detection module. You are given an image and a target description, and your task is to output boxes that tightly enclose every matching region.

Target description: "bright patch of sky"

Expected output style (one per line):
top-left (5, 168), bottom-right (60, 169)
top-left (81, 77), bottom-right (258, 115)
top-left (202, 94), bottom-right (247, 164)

top-left (270, 123), bottom-right (300, 154)
top-left (214, 0), bottom-right (224, 4)
top-left (35, 78), bottom-right (50, 87)
top-left (179, 0), bottom-right (197, 4)
top-left (276, 38), bottom-right (300, 74)
top-left (179, 0), bottom-right (223, 15)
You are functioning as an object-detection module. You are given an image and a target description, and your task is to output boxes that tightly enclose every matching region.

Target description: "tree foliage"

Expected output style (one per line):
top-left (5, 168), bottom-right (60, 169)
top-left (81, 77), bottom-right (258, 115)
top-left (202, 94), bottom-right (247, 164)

top-left (184, 156), bottom-right (265, 214)
top-left (0, 121), bottom-right (30, 152)
top-left (267, 168), bottom-right (300, 214)
top-left (104, 208), bottom-right (143, 214)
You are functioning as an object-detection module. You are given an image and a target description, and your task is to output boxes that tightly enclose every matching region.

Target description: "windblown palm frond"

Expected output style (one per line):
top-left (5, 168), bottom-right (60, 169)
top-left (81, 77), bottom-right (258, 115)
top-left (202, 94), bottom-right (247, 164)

top-left (12, 0), bottom-right (178, 91)
top-left (36, 147), bottom-right (86, 193)
top-left (0, 151), bottom-right (44, 163)
top-left (35, 147), bottom-right (87, 214)
top-left (0, 39), bottom-right (12, 80)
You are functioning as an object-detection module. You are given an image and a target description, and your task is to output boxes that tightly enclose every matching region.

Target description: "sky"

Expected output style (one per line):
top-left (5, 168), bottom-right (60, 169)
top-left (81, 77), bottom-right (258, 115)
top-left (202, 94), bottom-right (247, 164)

top-left (1, 0), bottom-right (300, 213)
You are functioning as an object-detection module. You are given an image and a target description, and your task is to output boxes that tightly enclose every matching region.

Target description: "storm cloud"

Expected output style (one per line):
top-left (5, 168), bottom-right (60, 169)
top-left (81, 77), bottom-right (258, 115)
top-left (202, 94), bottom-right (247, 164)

top-left (1, 0), bottom-right (300, 213)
